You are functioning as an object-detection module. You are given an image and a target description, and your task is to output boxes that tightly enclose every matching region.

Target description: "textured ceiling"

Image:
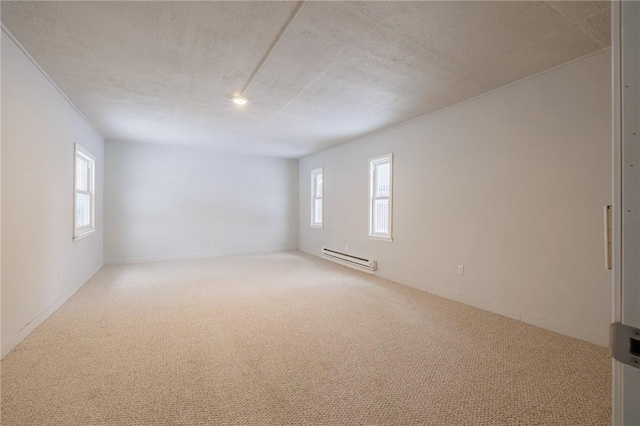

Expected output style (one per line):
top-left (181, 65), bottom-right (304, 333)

top-left (1, 1), bottom-right (610, 158)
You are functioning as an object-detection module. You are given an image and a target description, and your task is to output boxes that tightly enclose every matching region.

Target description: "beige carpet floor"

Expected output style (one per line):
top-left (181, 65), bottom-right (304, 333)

top-left (1, 252), bottom-right (610, 425)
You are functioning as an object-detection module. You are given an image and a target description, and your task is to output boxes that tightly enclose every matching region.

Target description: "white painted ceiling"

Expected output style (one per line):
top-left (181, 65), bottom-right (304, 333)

top-left (1, 1), bottom-right (610, 158)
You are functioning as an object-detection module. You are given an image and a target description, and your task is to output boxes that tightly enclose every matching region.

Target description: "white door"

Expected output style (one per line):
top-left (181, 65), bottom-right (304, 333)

top-left (612, 1), bottom-right (640, 424)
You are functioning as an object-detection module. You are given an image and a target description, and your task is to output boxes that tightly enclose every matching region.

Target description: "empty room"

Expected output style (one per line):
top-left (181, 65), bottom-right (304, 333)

top-left (2, 1), bottom-right (639, 425)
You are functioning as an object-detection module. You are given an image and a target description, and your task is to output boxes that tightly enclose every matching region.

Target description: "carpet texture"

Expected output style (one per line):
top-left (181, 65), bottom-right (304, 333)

top-left (1, 252), bottom-right (611, 425)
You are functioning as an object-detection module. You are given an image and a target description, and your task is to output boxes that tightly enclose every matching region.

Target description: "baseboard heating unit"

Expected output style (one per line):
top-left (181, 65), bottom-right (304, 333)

top-left (321, 248), bottom-right (377, 274)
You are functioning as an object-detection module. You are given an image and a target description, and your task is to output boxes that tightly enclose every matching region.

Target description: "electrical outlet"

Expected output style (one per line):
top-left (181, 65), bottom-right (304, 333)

top-left (457, 265), bottom-right (464, 276)
top-left (345, 245), bottom-right (349, 252)
top-left (59, 269), bottom-right (64, 279)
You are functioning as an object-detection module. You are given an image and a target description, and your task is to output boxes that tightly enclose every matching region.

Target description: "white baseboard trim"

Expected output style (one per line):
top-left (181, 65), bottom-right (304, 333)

top-left (418, 279), bottom-right (607, 347)
top-left (105, 247), bottom-right (297, 265)
top-left (300, 248), bottom-right (608, 347)
top-left (1, 262), bottom-right (104, 359)
top-left (518, 311), bottom-right (608, 347)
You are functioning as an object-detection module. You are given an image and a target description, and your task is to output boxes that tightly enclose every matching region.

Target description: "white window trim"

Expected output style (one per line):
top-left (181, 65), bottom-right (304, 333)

top-left (310, 167), bottom-right (324, 229)
top-left (368, 153), bottom-right (393, 242)
top-left (73, 143), bottom-right (96, 241)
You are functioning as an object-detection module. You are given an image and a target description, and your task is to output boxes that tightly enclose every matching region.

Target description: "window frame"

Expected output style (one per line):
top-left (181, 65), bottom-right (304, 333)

top-left (368, 153), bottom-right (393, 242)
top-left (73, 143), bottom-right (96, 241)
top-left (310, 167), bottom-right (324, 229)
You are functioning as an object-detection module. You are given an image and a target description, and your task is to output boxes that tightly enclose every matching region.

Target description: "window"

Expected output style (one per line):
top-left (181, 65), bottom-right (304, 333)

top-left (369, 154), bottom-right (393, 241)
top-left (74, 144), bottom-right (96, 240)
top-left (311, 167), bottom-right (323, 229)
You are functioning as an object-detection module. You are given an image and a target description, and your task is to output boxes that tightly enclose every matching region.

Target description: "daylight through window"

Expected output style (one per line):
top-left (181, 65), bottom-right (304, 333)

top-left (311, 167), bottom-right (323, 229)
top-left (369, 154), bottom-right (392, 241)
top-left (74, 144), bottom-right (96, 240)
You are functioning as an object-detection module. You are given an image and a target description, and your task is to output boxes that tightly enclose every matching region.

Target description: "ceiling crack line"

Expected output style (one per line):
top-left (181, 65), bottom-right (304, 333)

top-left (240, 0), bottom-right (306, 96)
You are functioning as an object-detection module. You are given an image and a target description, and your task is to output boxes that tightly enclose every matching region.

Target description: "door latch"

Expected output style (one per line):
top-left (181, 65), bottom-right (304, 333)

top-left (610, 322), bottom-right (640, 368)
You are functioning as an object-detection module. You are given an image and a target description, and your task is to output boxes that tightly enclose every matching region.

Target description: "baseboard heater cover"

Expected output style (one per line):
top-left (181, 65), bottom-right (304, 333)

top-left (321, 248), bottom-right (377, 274)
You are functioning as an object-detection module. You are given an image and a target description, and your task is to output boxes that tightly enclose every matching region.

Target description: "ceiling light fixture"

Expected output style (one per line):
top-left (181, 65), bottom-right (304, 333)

top-left (232, 95), bottom-right (248, 106)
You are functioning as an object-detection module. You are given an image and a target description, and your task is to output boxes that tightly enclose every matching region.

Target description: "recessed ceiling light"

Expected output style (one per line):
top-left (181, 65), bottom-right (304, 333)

top-left (232, 95), bottom-right (248, 105)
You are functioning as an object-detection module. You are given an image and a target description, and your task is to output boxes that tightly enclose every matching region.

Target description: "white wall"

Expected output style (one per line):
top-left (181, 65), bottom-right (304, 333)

top-left (1, 30), bottom-right (105, 357)
top-left (299, 50), bottom-right (612, 346)
top-left (1, 23), bottom-right (4, 350)
top-left (104, 140), bottom-right (298, 264)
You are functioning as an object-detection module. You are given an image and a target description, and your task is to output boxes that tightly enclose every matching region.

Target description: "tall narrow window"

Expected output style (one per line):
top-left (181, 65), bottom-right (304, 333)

top-left (74, 144), bottom-right (96, 240)
top-left (369, 154), bottom-right (393, 241)
top-left (311, 167), bottom-right (323, 229)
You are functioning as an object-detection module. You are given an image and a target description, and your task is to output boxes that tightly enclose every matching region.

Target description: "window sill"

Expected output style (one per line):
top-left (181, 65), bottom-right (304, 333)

top-left (368, 235), bottom-right (392, 243)
top-left (73, 229), bottom-right (96, 241)
top-left (311, 224), bottom-right (324, 230)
